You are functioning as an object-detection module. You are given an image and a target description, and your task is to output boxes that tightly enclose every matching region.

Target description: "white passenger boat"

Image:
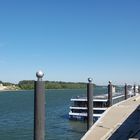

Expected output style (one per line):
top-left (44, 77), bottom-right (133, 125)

top-left (69, 89), bottom-right (135, 121)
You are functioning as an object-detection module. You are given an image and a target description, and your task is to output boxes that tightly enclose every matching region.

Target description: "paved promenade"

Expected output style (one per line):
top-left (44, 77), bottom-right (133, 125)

top-left (81, 95), bottom-right (140, 140)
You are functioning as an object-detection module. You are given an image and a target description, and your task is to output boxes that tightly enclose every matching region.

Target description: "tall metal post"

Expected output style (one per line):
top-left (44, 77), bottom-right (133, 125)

top-left (134, 84), bottom-right (136, 96)
top-left (87, 78), bottom-right (93, 130)
top-left (108, 81), bottom-right (113, 107)
top-left (124, 83), bottom-right (128, 100)
top-left (34, 71), bottom-right (45, 140)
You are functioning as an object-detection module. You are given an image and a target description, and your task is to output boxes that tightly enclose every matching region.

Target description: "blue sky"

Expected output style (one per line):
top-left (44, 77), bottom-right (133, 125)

top-left (0, 0), bottom-right (140, 85)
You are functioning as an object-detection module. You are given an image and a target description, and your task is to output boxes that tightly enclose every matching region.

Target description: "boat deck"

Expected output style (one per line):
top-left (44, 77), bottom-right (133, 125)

top-left (81, 94), bottom-right (140, 140)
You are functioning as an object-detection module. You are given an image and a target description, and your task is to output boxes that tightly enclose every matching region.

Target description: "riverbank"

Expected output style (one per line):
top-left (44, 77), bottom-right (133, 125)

top-left (0, 84), bottom-right (20, 91)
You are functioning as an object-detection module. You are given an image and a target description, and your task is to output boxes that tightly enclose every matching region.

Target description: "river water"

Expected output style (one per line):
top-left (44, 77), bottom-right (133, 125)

top-left (0, 88), bottom-right (108, 140)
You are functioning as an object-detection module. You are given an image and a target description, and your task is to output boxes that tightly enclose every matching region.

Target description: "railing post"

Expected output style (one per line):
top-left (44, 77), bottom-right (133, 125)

top-left (134, 84), bottom-right (136, 96)
top-left (108, 81), bottom-right (113, 107)
top-left (124, 83), bottom-right (128, 100)
top-left (138, 86), bottom-right (140, 94)
top-left (34, 70), bottom-right (45, 140)
top-left (87, 78), bottom-right (93, 130)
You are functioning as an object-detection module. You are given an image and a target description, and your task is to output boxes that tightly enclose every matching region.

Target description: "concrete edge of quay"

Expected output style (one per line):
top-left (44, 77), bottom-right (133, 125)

top-left (81, 94), bottom-right (140, 140)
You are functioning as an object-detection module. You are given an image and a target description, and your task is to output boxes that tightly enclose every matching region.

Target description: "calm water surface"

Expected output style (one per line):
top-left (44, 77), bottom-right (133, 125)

top-left (0, 88), bottom-right (107, 140)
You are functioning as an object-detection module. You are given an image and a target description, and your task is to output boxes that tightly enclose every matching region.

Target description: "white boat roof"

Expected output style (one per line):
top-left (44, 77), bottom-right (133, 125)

top-left (71, 98), bottom-right (108, 102)
top-left (71, 92), bottom-right (128, 102)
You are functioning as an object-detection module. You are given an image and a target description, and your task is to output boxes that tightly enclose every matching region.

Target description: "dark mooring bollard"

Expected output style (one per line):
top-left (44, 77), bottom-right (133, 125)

top-left (124, 83), bottom-right (128, 100)
top-left (34, 71), bottom-right (45, 140)
top-left (138, 86), bottom-right (140, 94)
top-left (87, 78), bottom-right (93, 130)
top-left (134, 84), bottom-right (136, 96)
top-left (108, 81), bottom-right (113, 107)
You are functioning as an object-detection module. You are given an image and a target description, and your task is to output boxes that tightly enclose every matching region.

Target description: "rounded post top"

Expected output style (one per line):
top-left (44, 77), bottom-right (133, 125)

top-left (36, 70), bottom-right (44, 81)
top-left (88, 78), bottom-right (93, 83)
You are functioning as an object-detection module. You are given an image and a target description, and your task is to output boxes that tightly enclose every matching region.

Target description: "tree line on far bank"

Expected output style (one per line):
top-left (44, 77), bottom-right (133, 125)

top-left (18, 80), bottom-right (87, 90)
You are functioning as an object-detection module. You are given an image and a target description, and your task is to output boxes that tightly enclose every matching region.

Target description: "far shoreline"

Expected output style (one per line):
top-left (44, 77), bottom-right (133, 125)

top-left (0, 88), bottom-right (87, 93)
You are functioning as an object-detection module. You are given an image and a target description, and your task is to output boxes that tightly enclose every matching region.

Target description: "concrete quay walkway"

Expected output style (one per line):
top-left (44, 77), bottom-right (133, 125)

top-left (81, 95), bottom-right (140, 140)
